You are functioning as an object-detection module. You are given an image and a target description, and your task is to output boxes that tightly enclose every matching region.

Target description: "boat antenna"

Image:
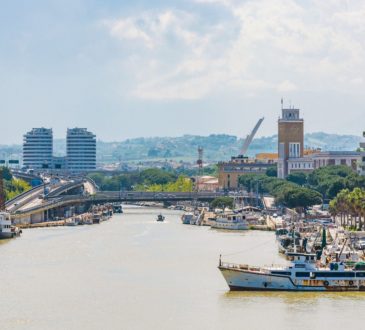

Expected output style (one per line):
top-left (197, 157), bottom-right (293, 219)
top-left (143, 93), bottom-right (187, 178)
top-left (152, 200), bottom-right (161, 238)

top-left (338, 237), bottom-right (348, 262)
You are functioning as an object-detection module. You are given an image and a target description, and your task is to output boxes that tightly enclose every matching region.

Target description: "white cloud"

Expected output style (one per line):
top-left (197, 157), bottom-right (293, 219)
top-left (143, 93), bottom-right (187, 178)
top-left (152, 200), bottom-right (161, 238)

top-left (102, 0), bottom-right (365, 100)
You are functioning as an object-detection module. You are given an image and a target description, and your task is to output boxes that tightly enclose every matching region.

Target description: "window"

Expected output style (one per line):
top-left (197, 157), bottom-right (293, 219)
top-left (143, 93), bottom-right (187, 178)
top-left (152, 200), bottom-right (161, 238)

top-left (296, 272), bottom-right (310, 277)
top-left (289, 143), bottom-right (300, 158)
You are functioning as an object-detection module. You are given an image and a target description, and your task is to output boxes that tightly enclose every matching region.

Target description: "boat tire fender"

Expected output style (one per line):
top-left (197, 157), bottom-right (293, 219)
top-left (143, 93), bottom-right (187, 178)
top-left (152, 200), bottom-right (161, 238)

top-left (324, 280), bottom-right (329, 286)
top-left (349, 280), bottom-right (354, 286)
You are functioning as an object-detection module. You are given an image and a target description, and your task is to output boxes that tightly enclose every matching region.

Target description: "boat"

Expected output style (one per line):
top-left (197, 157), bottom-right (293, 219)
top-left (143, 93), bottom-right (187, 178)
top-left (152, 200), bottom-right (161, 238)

top-left (210, 213), bottom-right (248, 230)
top-left (0, 211), bottom-right (21, 239)
top-left (181, 212), bottom-right (200, 225)
top-left (66, 217), bottom-right (79, 226)
top-left (219, 252), bottom-right (365, 291)
top-left (112, 204), bottom-right (123, 214)
top-left (157, 214), bottom-right (165, 222)
top-left (92, 213), bottom-right (101, 224)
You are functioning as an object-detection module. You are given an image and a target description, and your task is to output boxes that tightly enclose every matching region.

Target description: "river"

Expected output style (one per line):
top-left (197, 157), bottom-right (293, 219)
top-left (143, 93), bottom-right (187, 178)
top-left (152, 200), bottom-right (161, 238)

top-left (1, 206), bottom-right (365, 329)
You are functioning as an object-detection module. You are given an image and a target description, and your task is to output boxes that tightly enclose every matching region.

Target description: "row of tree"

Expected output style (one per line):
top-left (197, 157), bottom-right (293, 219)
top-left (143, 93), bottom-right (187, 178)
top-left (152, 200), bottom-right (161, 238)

top-left (89, 168), bottom-right (193, 192)
top-left (330, 188), bottom-right (365, 230)
top-left (286, 165), bottom-right (365, 200)
top-left (238, 173), bottom-right (322, 210)
top-left (0, 167), bottom-right (31, 201)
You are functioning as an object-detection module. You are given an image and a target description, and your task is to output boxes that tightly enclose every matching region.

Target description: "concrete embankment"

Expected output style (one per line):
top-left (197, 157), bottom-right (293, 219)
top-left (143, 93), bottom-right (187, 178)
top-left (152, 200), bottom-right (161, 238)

top-left (18, 220), bottom-right (66, 229)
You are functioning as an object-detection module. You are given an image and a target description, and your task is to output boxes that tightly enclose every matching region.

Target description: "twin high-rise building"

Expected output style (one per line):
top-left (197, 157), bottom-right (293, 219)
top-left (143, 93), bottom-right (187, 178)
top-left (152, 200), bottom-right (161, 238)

top-left (66, 128), bottom-right (96, 172)
top-left (22, 128), bottom-right (96, 172)
top-left (23, 128), bottom-right (53, 169)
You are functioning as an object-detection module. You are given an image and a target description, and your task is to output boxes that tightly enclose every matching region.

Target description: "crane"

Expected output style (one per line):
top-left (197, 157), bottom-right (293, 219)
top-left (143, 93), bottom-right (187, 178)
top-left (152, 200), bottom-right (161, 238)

top-left (239, 117), bottom-right (264, 156)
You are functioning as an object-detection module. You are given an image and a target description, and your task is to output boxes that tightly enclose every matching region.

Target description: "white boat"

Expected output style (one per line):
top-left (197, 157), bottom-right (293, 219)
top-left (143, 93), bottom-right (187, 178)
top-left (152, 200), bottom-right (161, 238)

top-left (0, 211), bottom-right (20, 239)
top-left (66, 217), bottom-right (79, 226)
top-left (219, 252), bottom-right (365, 291)
top-left (211, 213), bottom-right (248, 230)
top-left (181, 212), bottom-right (193, 224)
top-left (181, 212), bottom-right (199, 225)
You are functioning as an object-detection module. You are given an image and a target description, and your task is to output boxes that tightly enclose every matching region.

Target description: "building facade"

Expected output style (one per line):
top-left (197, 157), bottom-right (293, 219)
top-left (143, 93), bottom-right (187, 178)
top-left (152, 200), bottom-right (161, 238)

top-left (66, 128), bottom-right (96, 172)
top-left (277, 108), bottom-right (304, 178)
top-left (218, 156), bottom-right (274, 190)
top-left (23, 128), bottom-right (53, 169)
top-left (312, 151), bottom-right (360, 171)
top-left (359, 135), bottom-right (365, 176)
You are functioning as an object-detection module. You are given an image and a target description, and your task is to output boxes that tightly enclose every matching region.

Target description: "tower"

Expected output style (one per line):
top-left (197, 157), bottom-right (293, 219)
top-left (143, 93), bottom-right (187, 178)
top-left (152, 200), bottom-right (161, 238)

top-left (197, 146), bottom-right (203, 177)
top-left (66, 128), bottom-right (96, 172)
top-left (277, 104), bottom-right (304, 178)
top-left (23, 128), bottom-right (53, 169)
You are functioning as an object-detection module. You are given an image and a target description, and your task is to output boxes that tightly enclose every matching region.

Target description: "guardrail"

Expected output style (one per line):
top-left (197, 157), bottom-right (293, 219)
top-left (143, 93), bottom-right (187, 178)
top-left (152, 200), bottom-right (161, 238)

top-left (46, 180), bottom-right (84, 198)
top-left (5, 184), bottom-right (44, 207)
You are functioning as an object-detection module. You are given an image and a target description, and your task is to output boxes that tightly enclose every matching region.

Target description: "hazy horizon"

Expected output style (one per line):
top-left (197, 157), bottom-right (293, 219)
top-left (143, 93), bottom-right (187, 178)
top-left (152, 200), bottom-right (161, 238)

top-left (1, 0), bottom-right (365, 144)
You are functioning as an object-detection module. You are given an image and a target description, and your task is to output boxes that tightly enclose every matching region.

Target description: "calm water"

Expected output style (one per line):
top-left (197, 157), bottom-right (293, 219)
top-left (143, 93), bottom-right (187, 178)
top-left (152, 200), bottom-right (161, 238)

top-left (1, 206), bottom-right (365, 330)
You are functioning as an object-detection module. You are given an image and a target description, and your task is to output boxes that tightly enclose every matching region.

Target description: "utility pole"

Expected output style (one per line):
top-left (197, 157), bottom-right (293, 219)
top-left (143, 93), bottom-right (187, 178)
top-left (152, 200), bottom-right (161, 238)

top-left (0, 169), bottom-right (5, 211)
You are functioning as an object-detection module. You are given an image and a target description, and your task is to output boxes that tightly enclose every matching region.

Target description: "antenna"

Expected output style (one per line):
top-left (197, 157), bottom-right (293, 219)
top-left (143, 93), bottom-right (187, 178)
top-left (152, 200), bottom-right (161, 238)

top-left (197, 147), bottom-right (203, 177)
top-left (281, 97), bottom-right (283, 110)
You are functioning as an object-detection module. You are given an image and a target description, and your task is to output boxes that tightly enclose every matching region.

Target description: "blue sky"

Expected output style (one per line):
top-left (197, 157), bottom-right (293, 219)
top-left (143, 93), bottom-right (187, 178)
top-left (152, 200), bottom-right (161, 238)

top-left (1, 0), bottom-right (365, 144)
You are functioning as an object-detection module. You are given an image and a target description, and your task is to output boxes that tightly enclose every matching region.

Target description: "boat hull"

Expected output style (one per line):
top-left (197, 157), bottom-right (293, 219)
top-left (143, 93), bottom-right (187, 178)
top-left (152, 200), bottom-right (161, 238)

top-left (219, 267), bottom-right (365, 292)
top-left (211, 223), bottom-right (248, 230)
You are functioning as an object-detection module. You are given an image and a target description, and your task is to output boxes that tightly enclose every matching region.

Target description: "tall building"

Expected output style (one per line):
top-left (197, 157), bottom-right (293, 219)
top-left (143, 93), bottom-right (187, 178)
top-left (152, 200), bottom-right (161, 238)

top-left (23, 128), bottom-right (53, 169)
top-left (66, 128), bottom-right (96, 172)
top-left (277, 107), bottom-right (304, 178)
top-left (358, 132), bottom-right (365, 176)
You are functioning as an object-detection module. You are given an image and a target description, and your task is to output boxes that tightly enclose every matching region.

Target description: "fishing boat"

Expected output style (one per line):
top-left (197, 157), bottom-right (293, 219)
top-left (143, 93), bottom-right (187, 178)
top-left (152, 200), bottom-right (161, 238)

top-left (66, 217), bottom-right (79, 226)
top-left (219, 252), bottom-right (365, 291)
top-left (211, 213), bottom-right (248, 230)
top-left (181, 212), bottom-right (195, 224)
top-left (0, 211), bottom-right (21, 239)
top-left (157, 214), bottom-right (165, 222)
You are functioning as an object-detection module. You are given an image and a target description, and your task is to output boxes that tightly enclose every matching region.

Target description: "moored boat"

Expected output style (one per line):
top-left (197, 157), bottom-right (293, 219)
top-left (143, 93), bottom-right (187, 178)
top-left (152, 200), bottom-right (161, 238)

top-left (157, 214), bottom-right (165, 222)
top-left (219, 252), bottom-right (365, 291)
top-left (211, 213), bottom-right (248, 230)
top-left (0, 211), bottom-right (21, 238)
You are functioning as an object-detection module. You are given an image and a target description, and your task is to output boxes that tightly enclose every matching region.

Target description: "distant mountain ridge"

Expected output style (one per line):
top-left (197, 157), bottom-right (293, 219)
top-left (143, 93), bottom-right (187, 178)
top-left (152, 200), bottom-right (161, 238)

top-left (0, 132), bottom-right (361, 163)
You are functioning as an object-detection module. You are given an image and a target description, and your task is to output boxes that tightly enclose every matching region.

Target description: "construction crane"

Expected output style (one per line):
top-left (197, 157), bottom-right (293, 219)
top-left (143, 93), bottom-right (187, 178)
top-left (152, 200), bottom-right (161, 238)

top-left (239, 117), bottom-right (264, 156)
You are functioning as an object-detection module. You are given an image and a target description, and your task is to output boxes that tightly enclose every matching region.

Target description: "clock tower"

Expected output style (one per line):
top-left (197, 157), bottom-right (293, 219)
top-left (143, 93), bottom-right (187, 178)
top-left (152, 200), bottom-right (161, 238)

top-left (277, 104), bottom-right (304, 178)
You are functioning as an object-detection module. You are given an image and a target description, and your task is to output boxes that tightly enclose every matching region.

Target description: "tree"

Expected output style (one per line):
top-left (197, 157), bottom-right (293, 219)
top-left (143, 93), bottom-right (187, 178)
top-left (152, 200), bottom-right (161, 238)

top-left (0, 167), bottom-right (12, 181)
top-left (286, 172), bottom-right (307, 186)
top-left (211, 197), bottom-right (234, 209)
top-left (266, 166), bottom-right (277, 177)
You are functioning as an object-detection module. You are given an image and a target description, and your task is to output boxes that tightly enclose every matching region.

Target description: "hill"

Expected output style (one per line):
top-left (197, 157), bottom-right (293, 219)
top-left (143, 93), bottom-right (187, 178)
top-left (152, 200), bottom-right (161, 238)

top-left (0, 132), bottom-right (361, 164)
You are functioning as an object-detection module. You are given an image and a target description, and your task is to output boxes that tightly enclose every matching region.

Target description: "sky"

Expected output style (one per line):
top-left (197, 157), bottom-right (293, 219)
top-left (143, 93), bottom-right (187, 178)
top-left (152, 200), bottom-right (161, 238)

top-left (1, 0), bottom-right (365, 144)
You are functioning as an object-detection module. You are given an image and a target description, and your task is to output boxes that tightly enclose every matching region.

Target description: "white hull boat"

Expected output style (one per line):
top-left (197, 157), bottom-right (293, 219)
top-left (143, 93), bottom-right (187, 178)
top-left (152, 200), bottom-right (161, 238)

top-left (211, 213), bottom-right (248, 230)
top-left (219, 252), bottom-right (365, 291)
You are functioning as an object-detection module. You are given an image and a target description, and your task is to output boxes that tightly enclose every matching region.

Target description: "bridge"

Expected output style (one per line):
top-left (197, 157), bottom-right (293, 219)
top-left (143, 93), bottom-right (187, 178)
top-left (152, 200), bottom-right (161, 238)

top-left (7, 171), bottom-right (255, 224)
top-left (10, 188), bottom-right (245, 224)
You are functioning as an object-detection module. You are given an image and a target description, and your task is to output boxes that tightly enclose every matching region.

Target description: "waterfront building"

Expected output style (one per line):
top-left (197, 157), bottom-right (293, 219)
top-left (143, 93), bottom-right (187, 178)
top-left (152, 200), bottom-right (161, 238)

top-left (66, 128), bottom-right (96, 172)
top-left (23, 128), bottom-right (53, 169)
top-left (277, 107), bottom-right (304, 178)
top-left (196, 176), bottom-right (219, 192)
top-left (218, 156), bottom-right (274, 190)
top-left (312, 151), bottom-right (360, 171)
